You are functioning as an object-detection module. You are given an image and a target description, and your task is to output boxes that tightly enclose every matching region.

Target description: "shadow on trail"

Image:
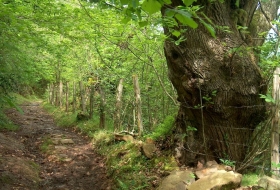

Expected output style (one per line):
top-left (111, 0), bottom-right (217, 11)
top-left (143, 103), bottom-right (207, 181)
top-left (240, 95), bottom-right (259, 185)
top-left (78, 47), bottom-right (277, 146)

top-left (1, 102), bottom-right (113, 190)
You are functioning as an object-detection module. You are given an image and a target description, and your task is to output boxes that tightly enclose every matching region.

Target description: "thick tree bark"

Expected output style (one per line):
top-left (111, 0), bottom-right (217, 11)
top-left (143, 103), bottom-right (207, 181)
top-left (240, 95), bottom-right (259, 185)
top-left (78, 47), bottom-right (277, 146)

top-left (163, 0), bottom-right (279, 169)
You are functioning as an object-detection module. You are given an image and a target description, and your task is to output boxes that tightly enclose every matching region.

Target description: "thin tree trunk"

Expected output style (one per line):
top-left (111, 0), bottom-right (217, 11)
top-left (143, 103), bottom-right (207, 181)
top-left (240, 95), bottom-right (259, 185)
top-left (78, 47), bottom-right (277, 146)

top-left (59, 80), bottom-right (63, 108)
top-left (89, 84), bottom-right (95, 119)
top-left (79, 81), bottom-right (86, 113)
top-left (133, 75), bottom-right (143, 136)
top-left (48, 83), bottom-right (53, 104)
top-left (65, 81), bottom-right (69, 112)
top-left (147, 86), bottom-right (151, 129)
top-left (271, 67), bottom-right (280, 179)
top-left (114, 78), bottom-right (124, 131)
top-left (73, 81), bottom-right (76, 112)
top-left (99, 85), bottom-right (106, 129)
top-left (55, 82), bottom-right (59, 107)
top-left (51, 83), bottom-right (55, 105)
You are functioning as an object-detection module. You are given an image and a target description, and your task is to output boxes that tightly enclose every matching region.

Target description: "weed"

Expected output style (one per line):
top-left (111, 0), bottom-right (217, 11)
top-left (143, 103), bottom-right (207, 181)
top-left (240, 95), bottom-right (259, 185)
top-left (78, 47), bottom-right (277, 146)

top-left (0, 175), bottom-right (13, 184)
top-left (40, 137), bottom-right (53, 153)
top-left (219, 158), bottom-right (236, 167)
top-left (117, 179), bottom-right (129, 190)
top-left (241, 173), bottom-right (259, 186)
top-left (28, 161), bottom-right (40, 171)
top-left (0, 112), bottom-right (19, 131)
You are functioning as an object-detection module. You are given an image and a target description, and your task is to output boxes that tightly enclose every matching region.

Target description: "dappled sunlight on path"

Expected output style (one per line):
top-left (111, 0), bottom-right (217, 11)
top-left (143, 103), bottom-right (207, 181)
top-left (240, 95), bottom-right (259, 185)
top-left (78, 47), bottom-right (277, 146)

top-left (1, 102), bottom-right (113, 190)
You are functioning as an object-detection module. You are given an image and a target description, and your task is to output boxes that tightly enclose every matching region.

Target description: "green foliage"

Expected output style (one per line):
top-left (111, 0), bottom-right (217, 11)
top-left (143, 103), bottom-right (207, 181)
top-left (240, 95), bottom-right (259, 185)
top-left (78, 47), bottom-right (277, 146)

top-left (0, 111), bottom-right (18, 131)
top-left (40, 136), bottom-right (53, 154)
top-left (153, 156), bottom-right (178, 171)
top-left (183, 0), bottom-right (196, 7)
top-left (259, 94), bottom-right (275, 104)
top-left (92, 130), bottom-right (115, 149)
top-left (187, 125), bottom-right (197, 131)
top-left (0, 93), bottom-right (31, 131)
top-left (241, 173), bottom-right (259, 186)
top-left (219, 158), bottom-right (236, 167)
top-left (90, 127), bottom-right (178, 189)
top-left (141, 0), bottom-right (162, 15)
top-left (145, 115), bottom-right (175, 140)
top-left (103, 141), bottom-right (150, 189)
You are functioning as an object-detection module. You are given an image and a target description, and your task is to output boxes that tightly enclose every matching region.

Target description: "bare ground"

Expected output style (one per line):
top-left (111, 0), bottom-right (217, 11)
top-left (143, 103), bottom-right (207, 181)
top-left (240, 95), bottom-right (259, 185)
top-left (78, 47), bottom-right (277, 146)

top-left (0, 102), bottom-right (114, 190)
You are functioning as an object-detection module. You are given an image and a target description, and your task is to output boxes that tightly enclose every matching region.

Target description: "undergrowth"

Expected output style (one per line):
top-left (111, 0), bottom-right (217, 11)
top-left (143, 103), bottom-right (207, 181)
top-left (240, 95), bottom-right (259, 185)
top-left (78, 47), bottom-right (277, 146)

top-left (144, 115), bottom-right (175, 141)
top-left (40, 136), bottom-right (53, 154)
top-left (241, 173), bottom-right (259, 186)
top-left (42, 102), bottom-right (179, 189)
top-left (0, 112), bottom-right (18, 131)
top-left (41, 103), bottom-right (264, 189)
top-left (0, 93), bottom-right (35, 131)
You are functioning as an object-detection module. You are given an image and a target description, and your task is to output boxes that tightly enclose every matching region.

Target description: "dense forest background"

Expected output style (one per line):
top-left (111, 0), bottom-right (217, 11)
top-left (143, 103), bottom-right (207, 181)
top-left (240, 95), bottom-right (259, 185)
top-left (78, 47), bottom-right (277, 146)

top-left (1, 0), bottom-right (280, 189)
top-left (0, 0), bottom-right (178, 130)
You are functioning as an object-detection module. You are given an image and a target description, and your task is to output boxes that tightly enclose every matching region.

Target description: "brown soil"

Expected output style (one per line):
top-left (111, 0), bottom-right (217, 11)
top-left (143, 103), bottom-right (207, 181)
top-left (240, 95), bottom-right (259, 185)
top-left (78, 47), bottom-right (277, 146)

top-left (0, 102), bottom-right (114, 190)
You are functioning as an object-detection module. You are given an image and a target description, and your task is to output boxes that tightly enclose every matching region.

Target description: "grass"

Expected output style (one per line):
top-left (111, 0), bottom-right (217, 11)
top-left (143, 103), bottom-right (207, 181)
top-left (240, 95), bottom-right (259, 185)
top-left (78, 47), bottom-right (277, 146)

top-left (144, 115), bottom-right (175, 141)
top-left (0, 112), bottom-right (19, 131)
top-left (40, 136), bottom-right (53, 154)
top-left (0, 93), bottom-right (34, 131)
top-left (241, 173), bottom-right (259, 186)
top-left (92, 130), bottom-right (178, 189)
top-left (41, 103), bottom-right (187, 189)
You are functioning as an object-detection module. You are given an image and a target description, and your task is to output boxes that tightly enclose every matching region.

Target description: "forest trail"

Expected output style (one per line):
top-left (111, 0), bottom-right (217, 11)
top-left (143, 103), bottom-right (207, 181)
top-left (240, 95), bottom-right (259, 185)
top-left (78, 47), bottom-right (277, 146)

top-left (1, 102), bottom-right (113, 190)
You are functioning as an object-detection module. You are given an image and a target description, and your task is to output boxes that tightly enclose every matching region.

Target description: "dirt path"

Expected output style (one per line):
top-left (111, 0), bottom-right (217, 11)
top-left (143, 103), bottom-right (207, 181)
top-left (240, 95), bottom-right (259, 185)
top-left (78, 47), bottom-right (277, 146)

top-left (1, 102), bottom-right (113, 190)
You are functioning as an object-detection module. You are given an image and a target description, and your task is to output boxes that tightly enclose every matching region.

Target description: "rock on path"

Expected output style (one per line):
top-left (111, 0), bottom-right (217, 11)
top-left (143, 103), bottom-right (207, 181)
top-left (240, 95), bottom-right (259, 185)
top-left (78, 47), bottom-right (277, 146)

top-left (1, 102), bottom-right (113, 190)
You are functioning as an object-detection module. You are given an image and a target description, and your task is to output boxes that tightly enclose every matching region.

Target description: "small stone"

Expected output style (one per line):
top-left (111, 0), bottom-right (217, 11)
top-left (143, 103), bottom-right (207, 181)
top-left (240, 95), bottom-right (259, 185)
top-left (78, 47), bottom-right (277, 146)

top-left (60, 139), bottom-right (74, 144)
top-left (55, 146), bottom-right (67, 150)
top-left (52, 139), bottom-right (60, 145)
top-left (64, 158), bottom-right (72, 162)
top-left (142, 143), bottom-right (156, 159)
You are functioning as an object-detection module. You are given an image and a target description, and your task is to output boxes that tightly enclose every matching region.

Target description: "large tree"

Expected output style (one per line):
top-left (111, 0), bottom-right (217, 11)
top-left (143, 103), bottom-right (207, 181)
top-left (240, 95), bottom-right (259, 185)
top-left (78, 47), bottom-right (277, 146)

top-left (106, 0), bottom-right (279, 170)
top-left (161, 0), bottom-right (280, 169)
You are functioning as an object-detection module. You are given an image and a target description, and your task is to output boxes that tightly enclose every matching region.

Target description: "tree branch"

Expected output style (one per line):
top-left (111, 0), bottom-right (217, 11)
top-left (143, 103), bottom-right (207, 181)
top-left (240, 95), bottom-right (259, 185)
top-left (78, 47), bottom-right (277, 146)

top-left (259, 1), bottom-right (280, 37)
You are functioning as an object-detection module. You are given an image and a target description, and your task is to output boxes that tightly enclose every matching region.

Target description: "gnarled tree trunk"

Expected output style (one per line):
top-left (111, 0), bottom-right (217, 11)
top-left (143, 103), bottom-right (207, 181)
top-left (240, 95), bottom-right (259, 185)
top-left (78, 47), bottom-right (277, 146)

top-left (163, 0), bottom-right (279, 170)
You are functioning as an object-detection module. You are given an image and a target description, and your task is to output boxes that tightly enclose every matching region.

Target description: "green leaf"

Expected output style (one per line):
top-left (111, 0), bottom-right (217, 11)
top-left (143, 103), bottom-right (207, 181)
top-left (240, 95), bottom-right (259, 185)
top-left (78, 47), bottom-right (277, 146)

top-left (3, 96), bottom-right (24, 114)
top-left (121, 17), bottom-right (131, 24)
top-left (172, 30), bottom-right (181, 37)
top-left (165, 8), bottom-right (176, 17)
top-left (120, 0), bottom-right (129, 5)
top-left (163, 0), bottom-right (172, 4)
top-left (139, 21), bottom-right (148, 27)
top-left (200, 20), bottom-right (216, 37)
top-left (259, 94), bottom-right (275, 104)
top-left (129, 0), bottom-right (139, 9)
top-left (175, 13), bottom-right (198, 28)
top-left (182, 0), bottom-right (196, 7)
top-left (141, 0), bottom-right (162, 15)
top-left (135, 7), bottom-right (142, 20)
top-left (235, 0), bottom-right (240, 7)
